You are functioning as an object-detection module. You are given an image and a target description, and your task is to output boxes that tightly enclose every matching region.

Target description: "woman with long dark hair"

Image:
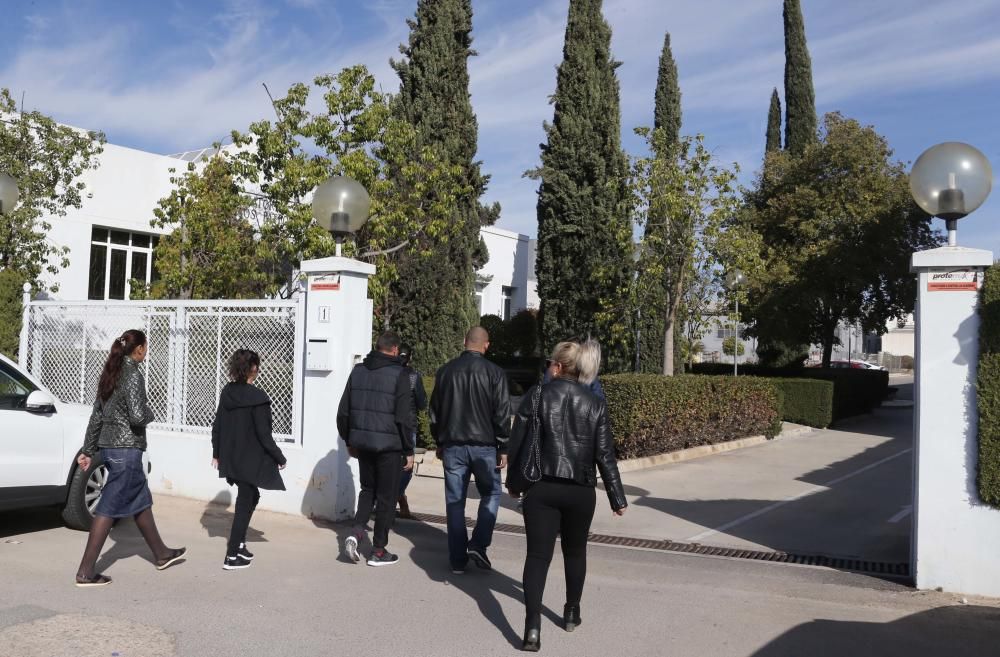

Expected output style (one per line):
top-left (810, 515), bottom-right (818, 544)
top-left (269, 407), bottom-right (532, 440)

top-left (211, 349), bottom-right (287, 570)
top-left (75, 329), bottom-right (186, 587)
top-left (507, 340), bottom-right (628, 651)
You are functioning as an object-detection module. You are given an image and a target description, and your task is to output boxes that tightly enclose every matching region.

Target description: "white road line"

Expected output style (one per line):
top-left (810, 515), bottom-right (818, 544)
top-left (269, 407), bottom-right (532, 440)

top-left (685, 448), bottom-right (913, 543)
top-left (888, 505), bottom-right (913, 523)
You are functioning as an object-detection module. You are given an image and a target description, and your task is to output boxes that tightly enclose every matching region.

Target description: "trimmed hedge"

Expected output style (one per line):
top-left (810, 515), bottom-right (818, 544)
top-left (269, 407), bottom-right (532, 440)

top-left (978, 266), bottom-right (1000, 507)
top-left (691, 363), bottom-right (887, 422)
top-left (602, 374), bottom-right (782, 460)
top-left (769, 377), bottom-right (834, 428)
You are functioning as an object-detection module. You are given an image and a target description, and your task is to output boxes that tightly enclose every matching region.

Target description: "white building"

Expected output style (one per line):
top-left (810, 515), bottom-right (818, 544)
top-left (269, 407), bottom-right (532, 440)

top-left (32, 140), bottom-right (537, 313)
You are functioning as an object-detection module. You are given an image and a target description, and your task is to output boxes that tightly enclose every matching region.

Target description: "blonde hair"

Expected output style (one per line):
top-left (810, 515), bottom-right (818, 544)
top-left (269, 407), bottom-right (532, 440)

top-left (576, 339), bottom-right (601, 385)
top-left (549, 341), bottom-right (582, 381)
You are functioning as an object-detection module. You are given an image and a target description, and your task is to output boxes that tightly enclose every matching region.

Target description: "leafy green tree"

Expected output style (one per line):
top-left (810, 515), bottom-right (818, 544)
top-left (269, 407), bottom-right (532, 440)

top-left (722, 336), bottom-right (746, 357)
top-left (0, 88), bottom-right (105, 291)
top-left (229, 66), bottom-right (466, 332)
top-left (635, 31), bottom-right (682, 373)
top-left (783, 0), bottom-right (817, 155)
top-left (143, 155), bottom-right (265, 299)
top-left (742, 113), bottom-right (941, 367)
top-left (766, 88), bottom-right (782, 153)
top-left (388, 0), bottom-right (499, 371)
top-left (531, 0), bottom-right (633, 369)
top-left (0, 269), bottom-right (25, 359)
top-left (631, 131), bottom-right (741, 376)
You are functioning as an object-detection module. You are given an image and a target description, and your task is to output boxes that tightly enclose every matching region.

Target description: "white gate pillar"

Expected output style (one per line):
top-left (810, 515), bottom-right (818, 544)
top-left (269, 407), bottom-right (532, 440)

top-left (912, 245), bottom-right (997, 595)
top-left (293, 256), bottom-right (374, 522)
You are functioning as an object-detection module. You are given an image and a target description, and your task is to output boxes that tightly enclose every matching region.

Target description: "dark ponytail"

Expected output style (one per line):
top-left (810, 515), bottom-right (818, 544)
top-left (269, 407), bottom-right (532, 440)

top-left (97, 329), bottom-right (146, 402)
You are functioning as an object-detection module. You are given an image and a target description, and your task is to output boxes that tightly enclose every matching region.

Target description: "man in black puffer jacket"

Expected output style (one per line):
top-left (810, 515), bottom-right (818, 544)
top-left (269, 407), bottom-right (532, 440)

top-left (336, 331), bottom-right (414, 567)
top-left (430, 326), bottom-right (511, 573)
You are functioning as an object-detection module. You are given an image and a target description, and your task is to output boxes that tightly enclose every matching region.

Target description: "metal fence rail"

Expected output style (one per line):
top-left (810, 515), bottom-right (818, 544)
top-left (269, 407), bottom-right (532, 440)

top-left (22, 300), bottom-right (301, 443)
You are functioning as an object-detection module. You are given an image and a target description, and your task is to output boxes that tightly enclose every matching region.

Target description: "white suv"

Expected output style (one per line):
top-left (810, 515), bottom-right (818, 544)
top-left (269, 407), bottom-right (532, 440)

top-left (0, 353), bottom-right (148, 529)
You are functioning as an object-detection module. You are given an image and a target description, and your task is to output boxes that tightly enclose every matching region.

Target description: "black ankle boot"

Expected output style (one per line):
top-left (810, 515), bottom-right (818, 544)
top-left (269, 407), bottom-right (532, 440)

top-left (564, 604), bottom-right (581, 632)
top-left (522, 619), bottom-right (541, 652)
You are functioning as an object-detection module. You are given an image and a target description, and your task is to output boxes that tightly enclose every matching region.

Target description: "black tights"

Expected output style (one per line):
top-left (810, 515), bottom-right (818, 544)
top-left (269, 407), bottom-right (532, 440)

top-left (228, 482), bottom-right (261, 555)
top-left (76, 508), bottom-right (171, 579)
top-left (521, 480), bottom-right (596, 627)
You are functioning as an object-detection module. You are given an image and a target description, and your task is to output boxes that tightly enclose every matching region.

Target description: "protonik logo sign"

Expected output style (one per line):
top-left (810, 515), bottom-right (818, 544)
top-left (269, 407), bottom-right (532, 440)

top-left (928, 269), bottom-right (980, 292)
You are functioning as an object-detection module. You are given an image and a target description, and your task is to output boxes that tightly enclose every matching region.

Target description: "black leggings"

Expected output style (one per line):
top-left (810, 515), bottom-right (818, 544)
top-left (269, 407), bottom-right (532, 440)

top-left (228, 482), bottom-right (260, 555)
top-left (521, 479), bottom-right (596, 624)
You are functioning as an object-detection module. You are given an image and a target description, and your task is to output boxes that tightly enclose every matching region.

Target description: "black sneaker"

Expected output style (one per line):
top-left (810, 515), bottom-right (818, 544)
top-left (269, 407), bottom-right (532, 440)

top-left (237, 543), bottom-right (254, 561)
top-left (223, 554), bottom-right (252, 570)
top-left (467, 547), bottom-right (492, 570)
top-left (367, 549), bottom-right (399, 567)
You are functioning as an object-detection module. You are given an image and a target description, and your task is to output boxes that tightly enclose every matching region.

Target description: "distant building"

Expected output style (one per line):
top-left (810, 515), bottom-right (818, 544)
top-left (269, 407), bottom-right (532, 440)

top-left (31, 138), bottom-right (538, 315)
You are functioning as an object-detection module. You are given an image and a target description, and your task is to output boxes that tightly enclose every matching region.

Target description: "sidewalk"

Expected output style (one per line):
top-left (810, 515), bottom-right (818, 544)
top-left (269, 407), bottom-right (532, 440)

top-left (406, 404), bottom-right (912, 562)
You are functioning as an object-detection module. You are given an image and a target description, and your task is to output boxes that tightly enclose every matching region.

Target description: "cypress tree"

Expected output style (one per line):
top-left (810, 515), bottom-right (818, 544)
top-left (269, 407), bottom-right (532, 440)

top-left (534, 0), bottom-right (632, 367)
top-left (389, 0), bottom-right (499, 371)
top-left (766, 88), bottom-right (782, 153)
top-left (783, 0), bottom-right (816, 155)
top-left (636, 31), bottom-right (682, 373)
top-left (653, 33), bottom-right (681, 142)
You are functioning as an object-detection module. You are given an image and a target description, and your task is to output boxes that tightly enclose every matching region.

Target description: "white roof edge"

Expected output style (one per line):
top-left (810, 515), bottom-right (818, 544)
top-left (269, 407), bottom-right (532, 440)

top-left (482, 225), bottom-right (530, 240)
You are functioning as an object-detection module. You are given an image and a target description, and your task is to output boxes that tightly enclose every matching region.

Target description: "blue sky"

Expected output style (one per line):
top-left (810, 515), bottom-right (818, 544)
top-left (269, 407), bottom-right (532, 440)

top-left (3, 0), bottom-right (1000, 250)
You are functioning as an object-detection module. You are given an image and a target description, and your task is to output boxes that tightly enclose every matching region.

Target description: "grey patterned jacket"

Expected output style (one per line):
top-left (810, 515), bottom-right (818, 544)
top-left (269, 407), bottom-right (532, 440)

top-left (82, 358), bottom-right (155, 455)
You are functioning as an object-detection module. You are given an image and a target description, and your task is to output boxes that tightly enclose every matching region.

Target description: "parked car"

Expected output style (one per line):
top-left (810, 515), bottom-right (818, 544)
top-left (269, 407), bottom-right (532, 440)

top-left (811, 360), bottom-right (887, 371)
top-left (0, 352), bottom-right (149, 529)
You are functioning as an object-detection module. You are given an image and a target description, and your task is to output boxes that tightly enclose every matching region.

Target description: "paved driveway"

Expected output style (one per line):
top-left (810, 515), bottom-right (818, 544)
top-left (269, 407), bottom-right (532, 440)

top-left (408, 375), bottom-right (914, 564)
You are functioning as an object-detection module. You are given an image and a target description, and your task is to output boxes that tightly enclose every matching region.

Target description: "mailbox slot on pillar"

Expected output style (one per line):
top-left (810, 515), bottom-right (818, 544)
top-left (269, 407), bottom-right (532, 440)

top-left (306, 338), bottom-right (333, 371)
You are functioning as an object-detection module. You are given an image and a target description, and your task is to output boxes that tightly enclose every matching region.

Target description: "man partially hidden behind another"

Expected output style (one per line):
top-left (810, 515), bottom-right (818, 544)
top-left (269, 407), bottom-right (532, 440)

top-left (337, 331), bottom-right (415, 566)
top-left (430, 326), bottom-right (511, 573)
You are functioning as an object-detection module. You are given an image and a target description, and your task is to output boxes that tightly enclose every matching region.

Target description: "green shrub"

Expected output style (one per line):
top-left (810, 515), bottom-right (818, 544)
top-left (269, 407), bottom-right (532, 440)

top-left (602, 374), bottom-right (782, 460)
top-left (978, 266), bottom-right (1000, 507)
top-left (418, 375), bottom-right (435, 450)
top-left (769, 378), bottom-right (834, 428)
top-left (691, 363), bottom-right (886, 422)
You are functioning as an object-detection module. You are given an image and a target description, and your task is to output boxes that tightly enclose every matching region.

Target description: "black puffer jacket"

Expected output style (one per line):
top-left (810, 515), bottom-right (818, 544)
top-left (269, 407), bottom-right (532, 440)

top-left (336, 351), bottom-right (413, 453)
top-left (508, 378), bottom-right (627, 511)
top-left (430, 351), bottom-right (511, 452)
top-left (211, 383), bottom-right (286, 490)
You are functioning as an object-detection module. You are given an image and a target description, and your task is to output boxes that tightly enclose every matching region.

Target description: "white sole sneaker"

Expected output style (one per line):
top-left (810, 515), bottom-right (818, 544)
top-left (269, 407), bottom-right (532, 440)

top-left (345, 535), bottom-right (360, 563)
top-left (222, 557), bottom-right (251, 570)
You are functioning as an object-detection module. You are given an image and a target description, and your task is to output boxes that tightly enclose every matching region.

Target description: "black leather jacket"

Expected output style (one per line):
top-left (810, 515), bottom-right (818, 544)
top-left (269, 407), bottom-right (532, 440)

top-left (82, 358), bottom-right (155, 455)
top-left (430, 351), bottom-right (511, 452)
top-left (509, 378), bottom-right (627, 511)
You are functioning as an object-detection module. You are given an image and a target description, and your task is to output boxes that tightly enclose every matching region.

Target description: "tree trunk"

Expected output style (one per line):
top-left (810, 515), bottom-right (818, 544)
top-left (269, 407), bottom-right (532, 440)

top-left (662, 315), bottom-right (674, 376)
top-left (821, 335), bottom-right (834, 368)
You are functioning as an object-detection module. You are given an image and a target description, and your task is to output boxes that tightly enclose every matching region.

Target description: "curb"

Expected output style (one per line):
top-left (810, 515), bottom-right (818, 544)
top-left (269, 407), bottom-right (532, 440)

top-left (418, 423), bottom-right (815, 474)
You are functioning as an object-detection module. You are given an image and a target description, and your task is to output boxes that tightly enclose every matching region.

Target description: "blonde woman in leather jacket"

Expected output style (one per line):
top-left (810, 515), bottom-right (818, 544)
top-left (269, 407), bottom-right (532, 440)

top-left (507, 340), bottom-right (627, 651)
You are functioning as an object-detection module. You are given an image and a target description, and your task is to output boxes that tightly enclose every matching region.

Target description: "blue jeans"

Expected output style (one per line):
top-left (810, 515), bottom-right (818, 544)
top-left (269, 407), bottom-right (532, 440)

top-left (442, 445), bottom-right (501, 568)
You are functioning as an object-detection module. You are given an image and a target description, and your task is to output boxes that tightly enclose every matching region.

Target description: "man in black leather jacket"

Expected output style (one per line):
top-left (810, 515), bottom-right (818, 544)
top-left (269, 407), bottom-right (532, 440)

top-left (430, 326), bottom-right (511, 573)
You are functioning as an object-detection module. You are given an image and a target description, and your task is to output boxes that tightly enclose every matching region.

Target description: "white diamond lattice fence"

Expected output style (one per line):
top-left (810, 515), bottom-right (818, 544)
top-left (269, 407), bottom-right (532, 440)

top-left (21, 300), bottom-right (302, 443)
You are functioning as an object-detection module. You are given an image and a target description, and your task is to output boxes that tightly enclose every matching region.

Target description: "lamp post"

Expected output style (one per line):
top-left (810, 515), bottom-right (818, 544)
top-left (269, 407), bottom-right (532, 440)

top-left (907, 143), bottom-right (997, 594)
top-left (909, 142), bottom-right (993, 246)
top-left (0, 172), bottom-right (19, 215)
top-left (311, 175), bottom-right (372, 257)
top-left (726, 268), bottom-right (746, 376)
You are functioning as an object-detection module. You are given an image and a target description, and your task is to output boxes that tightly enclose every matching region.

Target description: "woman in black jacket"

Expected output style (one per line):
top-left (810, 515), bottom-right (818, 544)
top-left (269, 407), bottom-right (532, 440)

top-left (507, 340), bottom-right (628, 652)
top-left (211, 349), bottom-right (287, 570)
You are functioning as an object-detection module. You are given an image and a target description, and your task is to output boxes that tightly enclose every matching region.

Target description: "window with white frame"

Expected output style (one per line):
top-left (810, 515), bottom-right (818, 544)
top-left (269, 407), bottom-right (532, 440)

top-left (474, 281), bottom-right (487, 317)
top-left (88, 227), bottom-right (159, 300)
top-left (502, 286), bottom-right (515, 321)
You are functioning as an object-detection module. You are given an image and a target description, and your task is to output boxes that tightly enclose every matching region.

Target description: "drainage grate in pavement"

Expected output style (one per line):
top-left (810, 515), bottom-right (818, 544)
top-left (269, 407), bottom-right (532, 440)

top-left (405, 512), bottom-right (911, 579)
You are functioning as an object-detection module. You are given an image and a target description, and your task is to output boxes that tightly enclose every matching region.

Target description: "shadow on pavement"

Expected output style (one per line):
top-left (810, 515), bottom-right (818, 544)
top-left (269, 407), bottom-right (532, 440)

top-left (0, 506), bottom-right (64, 539)
top-left (198, 490), bottom-right (268, 547)
top-left (749, 604), bottom-right (1000, 657)
top-left (394, 519), bottom-right (561, 649)
top-left (94, 517), bottom-right (157, 572)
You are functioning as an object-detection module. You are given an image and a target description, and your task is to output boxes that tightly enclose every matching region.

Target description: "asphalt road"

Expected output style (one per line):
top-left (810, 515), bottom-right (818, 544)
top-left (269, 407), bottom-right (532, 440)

top-left (2, 484), bottom-right (998, 657)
